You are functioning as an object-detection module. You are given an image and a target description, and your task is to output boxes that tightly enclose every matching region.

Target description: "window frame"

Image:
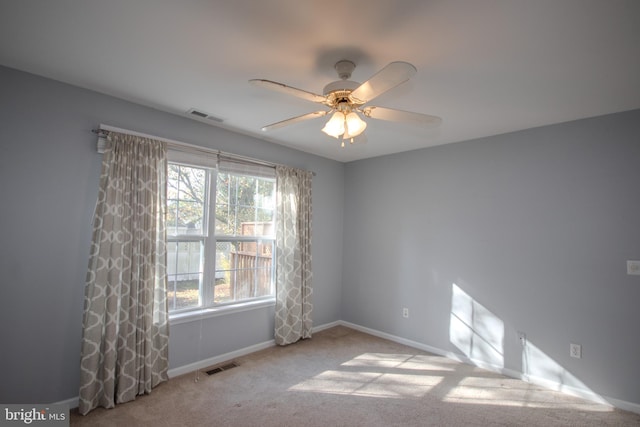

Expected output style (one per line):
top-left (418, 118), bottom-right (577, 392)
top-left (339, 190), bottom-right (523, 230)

top-left (166, 150), bottom-right (277, 322)
top-left (166, 161), bottom-right (213, 313)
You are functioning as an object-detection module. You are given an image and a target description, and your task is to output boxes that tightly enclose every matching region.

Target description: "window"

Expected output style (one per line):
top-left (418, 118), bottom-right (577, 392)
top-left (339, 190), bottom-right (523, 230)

top-left (166, 157), bottom-right (276, 314)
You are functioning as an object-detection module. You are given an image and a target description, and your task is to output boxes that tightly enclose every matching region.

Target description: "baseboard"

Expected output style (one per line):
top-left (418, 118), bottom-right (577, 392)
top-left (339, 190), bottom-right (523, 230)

top-left (168, 320), bottom-right (337, 378)
top-left (57, 319), bottom-right (639, 415)
top-left (604, 396), bottom-right (640, 415)
top-left (56, 339), bottom-right (278, 410)
top-left (167, 339), bottom-right (276, 378)
top-left (312, 320), bottom-right (341, 333)
top-left (54, 396), bottom-right (79, 410)
top-left (59, 321), bottom-right (339, 409)
top-left (338, 320), bottom-right (640, 415)
top-left (339, 320), bottom-right (468, 363)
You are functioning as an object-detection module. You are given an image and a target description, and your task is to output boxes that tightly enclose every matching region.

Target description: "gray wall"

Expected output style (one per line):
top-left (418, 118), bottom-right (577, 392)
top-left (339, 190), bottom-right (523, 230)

top-left (342, 109), bottom-right (640, 405)
top-left (2, 63), bottom-right (639, 408)
top-left (0, 66), bottom-right (344, 403)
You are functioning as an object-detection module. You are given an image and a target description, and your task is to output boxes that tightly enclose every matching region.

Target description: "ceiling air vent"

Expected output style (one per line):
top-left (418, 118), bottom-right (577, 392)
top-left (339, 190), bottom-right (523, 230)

top-left (187, 108), bottom-right (224, 123)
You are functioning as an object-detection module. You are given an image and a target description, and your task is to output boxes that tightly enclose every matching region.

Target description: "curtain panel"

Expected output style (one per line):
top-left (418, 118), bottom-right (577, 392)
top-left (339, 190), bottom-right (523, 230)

top-left (79, 132), bottom-right (169, 415)
top-left (274, 166), bottom-right (313, 345)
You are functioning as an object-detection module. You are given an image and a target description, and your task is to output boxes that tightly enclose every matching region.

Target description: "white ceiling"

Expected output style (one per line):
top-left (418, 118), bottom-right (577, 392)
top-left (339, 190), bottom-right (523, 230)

top-left (1, 0), bottom-right (639, 162)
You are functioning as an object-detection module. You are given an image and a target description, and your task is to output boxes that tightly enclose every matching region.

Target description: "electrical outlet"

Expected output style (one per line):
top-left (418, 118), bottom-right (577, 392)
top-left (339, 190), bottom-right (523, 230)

top-left (570, 343), bottom-right (582, 359)
top-left (517, 331), bottom-right (526, 347)
top-left (402, 307), bottom-right (409, 318)
top-left (627, 260), bottom-right (640, 275)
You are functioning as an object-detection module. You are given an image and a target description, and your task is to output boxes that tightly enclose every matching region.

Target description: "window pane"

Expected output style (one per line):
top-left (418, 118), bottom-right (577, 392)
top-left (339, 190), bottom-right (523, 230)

top-left (216, 241), bottom-right (235, 270)
top-left (166, 200), bottom-right (179, 235)
top-left (236, 176), bottom-right (257, 207)
top-left (167, 165), bottom-right (180, 200)
top-left (255, 240), bottom-right (274, 298)
top-left (177, 200), bottom-right (204, 232)
top-left (236, 206), bottom-right (256, 234)
top-left (238, 221), bottom-right (273, 237)
top-left (215, 203), bottom-right (235, 235)
top-left (167, 275), bottom-right (201, 311)
top-left (213, 270), bottom-right (233, 304)
top-left (214, 241), bottom-right (236, 304)
top-left (216, 172), bottom-right (275, 238)
top-left (167, 240), bottom-right (203, 311)
top-left (177, 241), bottom-right (202, 274)
top-left (213, 239), bottom-right (274, 304)
top-left (178, 167), bottom-right (206, 201)
top-left (227, 174), bottom-right (237, 207)
top-left (256, 208), bottom-right (274, 225)
top-left (167, 164), bottom-right (207, 236)
top-left (257, 180), bottom-right (275, 208)
top-left (217, 173), bottom-right (230, 205)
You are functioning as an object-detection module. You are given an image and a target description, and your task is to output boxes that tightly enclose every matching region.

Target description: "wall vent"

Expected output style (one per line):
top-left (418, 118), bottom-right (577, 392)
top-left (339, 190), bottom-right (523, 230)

top-left (187, 108), bottom-right (224, 123)
top-left (205, 362), bottom-right (238, 376)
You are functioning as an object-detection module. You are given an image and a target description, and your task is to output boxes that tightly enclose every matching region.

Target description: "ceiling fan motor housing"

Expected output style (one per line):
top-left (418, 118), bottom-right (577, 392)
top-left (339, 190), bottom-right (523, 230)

top-left (323, 60), bottom-right (367, 110)
top-left (323, 80), bottom-right (364, 112)
top-left (334, 60), bottom-right (356, 80)
top-left (323, 80), bottom-right (360, 96)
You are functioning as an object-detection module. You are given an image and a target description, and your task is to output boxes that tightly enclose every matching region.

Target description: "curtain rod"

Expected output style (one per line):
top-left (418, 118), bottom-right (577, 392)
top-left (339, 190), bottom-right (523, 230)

top-left (91, 126), bottom-right (316, 175)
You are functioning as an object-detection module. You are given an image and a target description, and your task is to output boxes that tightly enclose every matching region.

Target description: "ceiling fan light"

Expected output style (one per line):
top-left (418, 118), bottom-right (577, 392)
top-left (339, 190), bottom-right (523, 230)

top-left (321, 111), bottom-right (345, 138)
top-left (343, 111), bottom-right (367, 139)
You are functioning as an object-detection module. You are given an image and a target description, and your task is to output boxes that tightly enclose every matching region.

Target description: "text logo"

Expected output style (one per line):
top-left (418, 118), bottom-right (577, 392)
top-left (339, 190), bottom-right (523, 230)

top-left (1, 405), bottom-right (68, 426)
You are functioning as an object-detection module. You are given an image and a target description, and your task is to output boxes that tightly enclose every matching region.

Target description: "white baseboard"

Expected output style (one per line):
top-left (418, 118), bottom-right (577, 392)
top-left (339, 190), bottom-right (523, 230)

top-left (338, 320), bottom-right (640, 415)
top-left (312, 320), bottom-right (341, 333)
top-left (604, 396), bottom-right (640, 415)
top-left (340, 320), bottom-right (466, 362)
top-left (56, 320), bottom-right (640, 415)
top-left (168, 320), bottom-right (337, 378)
top-left (167, 339), bottom-right (276, 378)
top-left (59, 322), bottom-right (337, 409)
top-left (56, 337), bottom-right (277, 410)
top-left (54, 396), bottom-right (79, 410)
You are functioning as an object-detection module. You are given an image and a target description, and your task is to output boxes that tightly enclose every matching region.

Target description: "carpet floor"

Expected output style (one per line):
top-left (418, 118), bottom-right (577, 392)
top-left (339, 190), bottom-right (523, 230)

top-left (70, 325), bottom-right (640, 426)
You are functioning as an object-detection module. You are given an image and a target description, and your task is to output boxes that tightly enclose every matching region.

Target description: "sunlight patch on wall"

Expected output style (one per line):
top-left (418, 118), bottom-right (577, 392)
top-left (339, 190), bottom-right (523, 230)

top-left (447, 284), bottom-right (609, 409)
top-left (522, 341), bottom-right (609, 406)
top-left (450, 283), bottom-right (504, 368)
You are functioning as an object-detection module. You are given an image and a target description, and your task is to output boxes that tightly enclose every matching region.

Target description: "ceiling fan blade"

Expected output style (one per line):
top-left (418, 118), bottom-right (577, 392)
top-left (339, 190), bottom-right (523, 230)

top-left (362, 106), bottom-right (442, 126)
top-left (261, 110), bottom-right (329, 131)
top-left (250, 79), bottom-right (328, 104)
top-left (349, 62), bottom-right (417, 104)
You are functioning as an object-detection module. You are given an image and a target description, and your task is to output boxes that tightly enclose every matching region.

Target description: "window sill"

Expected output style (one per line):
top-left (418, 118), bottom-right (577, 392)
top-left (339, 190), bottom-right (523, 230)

top-left (169, 298), bottom-right (276, 325)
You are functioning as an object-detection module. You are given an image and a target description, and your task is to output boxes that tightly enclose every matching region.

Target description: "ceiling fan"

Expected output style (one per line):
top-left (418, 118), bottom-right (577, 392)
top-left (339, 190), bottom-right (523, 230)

top-left (250, 60), bottom-right (442, 147)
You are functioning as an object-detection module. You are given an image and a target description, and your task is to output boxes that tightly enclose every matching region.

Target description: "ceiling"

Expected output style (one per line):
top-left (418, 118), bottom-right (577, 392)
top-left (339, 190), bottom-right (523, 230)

top-left (1, 0), bottom-right (639, 162)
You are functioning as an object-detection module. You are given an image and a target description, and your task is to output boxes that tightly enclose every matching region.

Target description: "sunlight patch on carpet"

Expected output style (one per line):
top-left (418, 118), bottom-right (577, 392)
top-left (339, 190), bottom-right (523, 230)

top-left (441, 375), bottom-right (613, 411)
top-left (289, 352), bottom-right (445, 398)
top-left (342, 353), bottom-right (457, 371)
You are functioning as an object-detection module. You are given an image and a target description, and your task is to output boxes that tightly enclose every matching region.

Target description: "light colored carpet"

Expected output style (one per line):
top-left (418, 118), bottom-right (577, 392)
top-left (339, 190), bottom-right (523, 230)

top-left (71, 326), bottom-right (640, 426)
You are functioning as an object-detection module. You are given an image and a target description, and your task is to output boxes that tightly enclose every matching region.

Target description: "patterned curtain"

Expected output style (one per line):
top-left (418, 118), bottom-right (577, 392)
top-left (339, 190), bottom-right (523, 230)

top-left (79, 132), bottom-right (169, 415)
top-left (274, 166), bottom-right (313, 345)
